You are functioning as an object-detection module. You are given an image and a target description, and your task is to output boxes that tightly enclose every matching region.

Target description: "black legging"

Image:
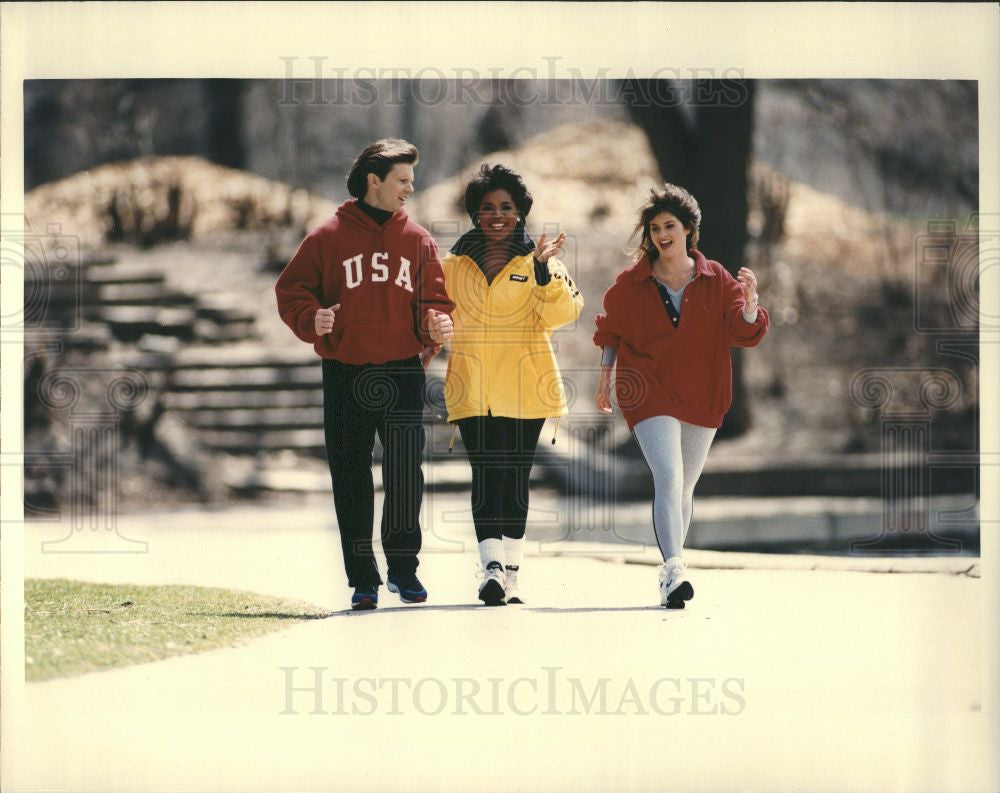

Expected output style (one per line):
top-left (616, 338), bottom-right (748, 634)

top-left (456, 415), bottom-right (545, 543)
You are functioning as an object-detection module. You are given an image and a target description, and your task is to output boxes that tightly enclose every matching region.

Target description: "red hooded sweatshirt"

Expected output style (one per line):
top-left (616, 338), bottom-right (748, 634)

top-left (275, 200), bottom-right (454, 364)
top-left (593, 251), bottom-right (770, 430)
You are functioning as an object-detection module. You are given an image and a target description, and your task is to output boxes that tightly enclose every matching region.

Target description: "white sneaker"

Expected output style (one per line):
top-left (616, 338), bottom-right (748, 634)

top-left (659, 557), bottom-right (694, 609)
top-left (478, 561), bottom-right (506, 606)
top-left (504, 565), bottom-right (523, 604)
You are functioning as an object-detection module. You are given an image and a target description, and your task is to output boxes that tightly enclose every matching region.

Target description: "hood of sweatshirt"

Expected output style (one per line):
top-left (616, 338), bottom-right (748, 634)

top-left (334, 199), bottom-right (409, 250)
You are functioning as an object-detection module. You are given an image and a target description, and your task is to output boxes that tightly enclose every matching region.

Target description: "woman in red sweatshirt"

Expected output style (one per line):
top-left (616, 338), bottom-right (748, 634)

top-left (275, 139), bottom-right (454, 611)
top-left (593, 184), bottom-right (769, 608)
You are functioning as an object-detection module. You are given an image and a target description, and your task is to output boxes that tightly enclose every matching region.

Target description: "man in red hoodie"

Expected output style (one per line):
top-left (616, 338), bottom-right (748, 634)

top-left (275, 139), bottom-right (454, 611)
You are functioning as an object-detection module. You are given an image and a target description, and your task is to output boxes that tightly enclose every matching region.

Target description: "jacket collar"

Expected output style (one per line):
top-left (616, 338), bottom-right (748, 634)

top-left (632, 249), bottom-right (714, 282)
top-left (450, 219), bottom-right (536, 261)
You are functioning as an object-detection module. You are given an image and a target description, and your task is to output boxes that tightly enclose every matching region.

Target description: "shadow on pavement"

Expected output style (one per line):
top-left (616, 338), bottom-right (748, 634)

top-left (190, 604), bottom-right (669, 619)
top-left (525, 606), bottom-right (665, 614)
top-left (323, 603), bottom-right (486, 617)
top-left (187, 611), bottom-right (329, 620)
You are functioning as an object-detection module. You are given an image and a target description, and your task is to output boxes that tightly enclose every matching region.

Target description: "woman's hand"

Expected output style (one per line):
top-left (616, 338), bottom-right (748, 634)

top-left (419, 345), bottom-right (441, 369)
top-left (736, 267), bottom-right (759, 308)
top-left (426, 309), bottom-right (454, 344)
top-left (534, 231), bottom-right (567, 263)
top-left (595, 366), bottom-right (614, 414)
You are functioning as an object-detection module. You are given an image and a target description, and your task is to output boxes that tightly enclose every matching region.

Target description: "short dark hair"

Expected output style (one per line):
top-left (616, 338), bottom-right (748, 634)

top-left (628, 183), bottom-right (702, 261)
top-left (462, 163), bottom-right (533, 222)
top-left (346, 139), bottom-right (419, 199)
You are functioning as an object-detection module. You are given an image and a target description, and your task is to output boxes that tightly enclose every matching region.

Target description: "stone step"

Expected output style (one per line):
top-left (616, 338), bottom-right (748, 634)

top-left (25, 305), bottom-right (85, 329)
top-left (83, 267), bottom-right (166, 287)
top-left (198, 428), bottom-right (327, 456)
top-left (57, 322), bottom-right (114, 351)
top-left (96, 283), bottom-right (198, 306)
top-left (137, 334), bottom-right (183, 355)
top-left (190, 321), bottom-right (256, 344)
top-left (98, 306), bottom-right (198, 342)
top-left (165, 390), bottom-right (324, 410)
top-left (169, 365), bottom-right (321, 391)
top-left (172, 359), bottom-right (317, 372)
top-left (79, 253), bottom-right (118, 267)
top-left (35, 285), bottom-right (198, 314)
top-left (30, 283), bottom-right (98, 307)
top-left (182, 407), bottom-right (325, 430)
top-left (194, 305), bottom-right (257, 325)
top-left (592, 495), bottom-right (980, 555)
top-left (174, 344), bottom-right (317, 368)
top-left (225, 460), bottom-right (474, 494)
top-left (33, 283), bottom-right (181, 303)
top-left (535, 446), bottom-right (980, 499)
top-left (199, 421), bottom-right (454, 458)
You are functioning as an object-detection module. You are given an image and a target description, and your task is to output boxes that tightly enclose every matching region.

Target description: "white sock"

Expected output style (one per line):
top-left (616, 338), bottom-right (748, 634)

top-left (503, 536), bottom-right (523, 570)
top-left (665, 555), bottom-right (684, 570)
top-left (479, 538), bottom-right (504, 571)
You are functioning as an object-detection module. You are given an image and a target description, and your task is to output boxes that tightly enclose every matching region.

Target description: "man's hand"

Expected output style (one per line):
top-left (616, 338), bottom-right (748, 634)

top-left (314, 304), bottom-right (341, 336)
top-left (426, 309), bottom-right (454, 344)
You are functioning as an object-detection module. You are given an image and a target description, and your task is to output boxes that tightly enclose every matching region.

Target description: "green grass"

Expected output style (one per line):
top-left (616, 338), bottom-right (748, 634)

top-left (24, 578), bottom-right (326, 682)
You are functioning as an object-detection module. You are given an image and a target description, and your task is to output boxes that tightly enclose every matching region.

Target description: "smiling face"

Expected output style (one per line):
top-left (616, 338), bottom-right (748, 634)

top-left (366, 163), bottom-right (415, 212)
top-left (647, 211), bottom-right (690, 260)
top-left (477, 189), bottom-right (519, 242)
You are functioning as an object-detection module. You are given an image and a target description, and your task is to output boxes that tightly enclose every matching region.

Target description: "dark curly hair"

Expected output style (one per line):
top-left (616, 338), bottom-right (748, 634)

top-left (628, 183), bottom-right (702, 261)
top-left (463, 163), bottom-right (533, 223)
top-left (346, 138), bottom-right (419, 199)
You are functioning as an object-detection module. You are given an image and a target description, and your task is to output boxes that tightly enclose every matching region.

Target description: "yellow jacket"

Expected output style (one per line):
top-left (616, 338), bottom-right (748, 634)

top-left (442, 241), bottom-right (584, 421)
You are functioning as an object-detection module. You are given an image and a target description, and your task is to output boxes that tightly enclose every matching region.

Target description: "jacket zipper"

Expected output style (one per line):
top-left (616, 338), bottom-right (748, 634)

top-left (477, 255), bottom-right (515, 416)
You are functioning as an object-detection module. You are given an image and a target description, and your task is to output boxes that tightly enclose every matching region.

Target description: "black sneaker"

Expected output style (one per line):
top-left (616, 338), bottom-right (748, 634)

top-left (478, 561), bottom-right (506, 606)
top-left (351, 586), bottom-right (378, 611)
top-left (386, 573), bottom-right (428, 604)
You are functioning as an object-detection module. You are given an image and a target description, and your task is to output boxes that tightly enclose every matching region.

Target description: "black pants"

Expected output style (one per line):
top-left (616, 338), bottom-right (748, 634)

top-left (322, 356), bottom-right (426, 588)
top-left (456, 415), bottom-right (545, 543)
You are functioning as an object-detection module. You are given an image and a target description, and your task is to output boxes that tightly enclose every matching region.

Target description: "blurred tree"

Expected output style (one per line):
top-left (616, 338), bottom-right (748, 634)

top-left (204, 79), bottom-right (247, 169)
top-left (476, 81), bottom-right (524, 154)
top-left (621, 78), bottom-right (756, 437)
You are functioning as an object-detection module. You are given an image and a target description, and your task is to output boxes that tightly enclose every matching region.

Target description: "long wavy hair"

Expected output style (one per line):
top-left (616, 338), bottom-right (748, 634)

top-left (627, 183), bottom-right (702, 261)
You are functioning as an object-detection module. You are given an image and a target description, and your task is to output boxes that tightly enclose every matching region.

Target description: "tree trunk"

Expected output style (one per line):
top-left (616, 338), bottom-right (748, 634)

top-left (622, 79), bottom-right (756, 437)
top-left (204, 79), bottom-right (247, 170)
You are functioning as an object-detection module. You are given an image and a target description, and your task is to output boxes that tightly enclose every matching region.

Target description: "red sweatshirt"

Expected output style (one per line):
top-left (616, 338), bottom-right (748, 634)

top-left (593, 251), bottom-right (770, 430)
top-left (275, 200), bottom-right (454, 364)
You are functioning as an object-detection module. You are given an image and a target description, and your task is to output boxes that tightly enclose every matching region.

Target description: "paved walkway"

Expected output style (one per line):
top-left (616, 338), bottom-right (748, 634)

top-left (6, 500), bottom-right (996, 793)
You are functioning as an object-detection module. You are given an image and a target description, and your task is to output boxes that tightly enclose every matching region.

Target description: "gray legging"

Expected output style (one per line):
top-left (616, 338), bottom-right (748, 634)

top-left (632, 415), bottom-right (717, 560)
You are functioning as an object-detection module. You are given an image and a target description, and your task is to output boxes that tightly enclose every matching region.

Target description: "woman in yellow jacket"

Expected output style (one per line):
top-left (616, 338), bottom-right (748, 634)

top-left (442, 164), bottom-right (584, 606)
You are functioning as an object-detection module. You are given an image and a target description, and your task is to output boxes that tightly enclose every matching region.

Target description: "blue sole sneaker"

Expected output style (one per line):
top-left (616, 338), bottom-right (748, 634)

top-left (351, 587), bottom-right (378, 611)
top-left (386, 574), bottom-right (427, 604)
